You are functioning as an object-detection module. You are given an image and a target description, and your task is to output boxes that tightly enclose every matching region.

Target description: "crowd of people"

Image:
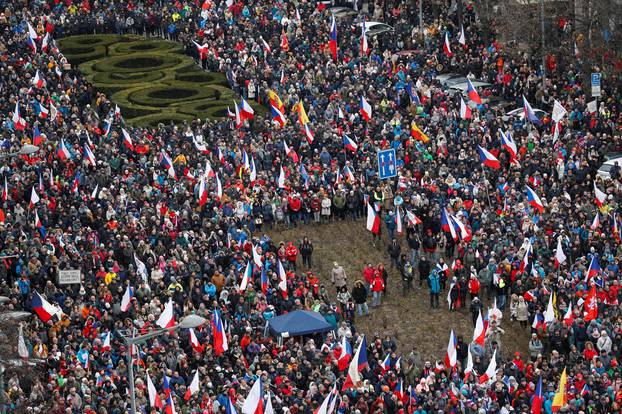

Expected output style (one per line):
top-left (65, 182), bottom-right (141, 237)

top-left (1, 0), bottom-right (622, 412)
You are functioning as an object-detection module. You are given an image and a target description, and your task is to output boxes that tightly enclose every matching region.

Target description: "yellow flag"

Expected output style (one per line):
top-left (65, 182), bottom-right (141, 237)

top-left (551, 367), bottom-right (567, 412)
top-left (268, 90), bottom-right (284, 111)
top-left (410, 121), bottom-right (430, 143)
top-left (295, 101), bottom-right (309, 126)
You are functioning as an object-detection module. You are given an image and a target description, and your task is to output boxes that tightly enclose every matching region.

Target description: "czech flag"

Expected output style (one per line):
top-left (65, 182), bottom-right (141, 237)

top-left (260, 265), bottom-right (269, 295)
top-left (120, 285), bottom-right (133, 312)
top-left (161, 151), bottom-right (177, 179)
top-left (212, 309), bottom-right (228, 356)
top-left (459, 96), bottom-right (471, 119)
top-left (33, 70), bottom-right (45, 88)
top-left (337, 335), bottom-right (352, 371)
top-left (32, 291), bottom-right (60, 322)
top-left (146, 373), bottom-right (163, 409)
top-left (522, 95), bottom-right (542, 125)
top-left (532, 376), bottom-right (544, 414)
top-left (443, 32), bottom-right (452, 56)
top-left (303, 123), bottom-right (314, 144)
top-left (466, 78), bottom-right (482, 104)
top-left (360, 17), bottom-right (369, 55)
top-left (329, 15), bottom-right (337, 61)
top-left (197, 177), bottom-right (208, 207)
top-left (101, 331), bottom-right (111, 352)
top-left (500, 130), bottom-right (517, 159)
top-left (241, 378), bottom-right (263, 414)
top-left (586, 255), bottom-right (601, 280)
top-left (12, 101), bottom-right (27, 130)
top-left (26, 22), bottom-right (38, 53)
top-left (39, 104), bottom-right (49, 119)
top-left (360, 96), bottom-right (372, 121)
top-left (444, 330), bottom-right (457, 368)
top-left (478, 146), bottom-right (500, 169)
top-left (165, 393), bottom-right (176, 414)
top-left (342, 335), bottom-right (367, 390)
top-left (121, 128), bottom-right (134, 151)
top-left (594, 181), bottom-right (606, 206)
top-left (239, 97), bottom-right (255, 120)
top-left (156, 298), bottom-right (175, 328)
top-left (163, 373), bottom-right (172, 397)
top-left (380, 353), bottom-right (391, 372)
top-left (184, 370), bottom-right (200, 400)
top-left (271, 104), bottom-right (287, 127)
top-left (366, 203), bottom-right (380, 235)
top-left (33, 125), bottom-right (43, 146)
top-left (343, 134), bottom-right (358, 152)
top-left (525, 185), bottom-right (544, 213)
top-left (83, 143), bottom-right (96, 166)
top-left (57, 139), bottom-right (72, 161)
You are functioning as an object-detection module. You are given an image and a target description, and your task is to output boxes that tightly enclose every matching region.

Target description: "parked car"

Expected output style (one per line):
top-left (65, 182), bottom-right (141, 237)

top-left (354, 21), bottom-right (395, 37)
top-left (597, 155), bottom-right (622, 179)
top-left (502, 107), bottom-right (547, 122)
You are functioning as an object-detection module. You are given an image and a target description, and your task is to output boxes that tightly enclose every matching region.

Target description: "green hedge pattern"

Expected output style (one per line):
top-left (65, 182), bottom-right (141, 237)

top-left (58, 35), bottom-right (265, 125)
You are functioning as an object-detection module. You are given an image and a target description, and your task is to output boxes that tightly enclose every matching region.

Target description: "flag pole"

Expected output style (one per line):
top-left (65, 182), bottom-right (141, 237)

top-left (481, 165), bottom-right (492, 206)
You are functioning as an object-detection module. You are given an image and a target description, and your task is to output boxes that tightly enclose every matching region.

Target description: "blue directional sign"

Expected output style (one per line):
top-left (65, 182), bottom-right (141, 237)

top-left (377, 149), bottom-right (397, 180)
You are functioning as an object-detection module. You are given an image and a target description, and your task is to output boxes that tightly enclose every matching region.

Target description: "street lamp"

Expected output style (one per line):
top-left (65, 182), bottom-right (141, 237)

top-left (119, 314), bottom-right (207, 414)
top-left (0, 144), bottom-right (39, 160)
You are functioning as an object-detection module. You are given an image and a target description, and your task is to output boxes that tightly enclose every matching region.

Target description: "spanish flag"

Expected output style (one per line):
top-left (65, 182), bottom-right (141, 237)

top-left (411, 121), bottom-right (430, 143)
top-left (551, 368), bottom-right (567, 412)
top-left (294, 101), bottom-right (310, 126)
top-left (268, 90), bottom-right (284, 113)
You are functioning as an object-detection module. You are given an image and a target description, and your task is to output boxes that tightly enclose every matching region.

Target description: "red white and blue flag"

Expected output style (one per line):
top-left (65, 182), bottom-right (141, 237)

top-left (445, 330), bottom-right (457, 368)
top-left (212, 309), bottom-right (228, 356)
top-left (478, 146), bottom-right (500, 169)
top-left (522, 95), bottom-right (542, 125)
top-left (500, 130), bottom-right (517, 159)
top-left (329, 15), bottom-right (337, 61)
top-left (343, 134), bottom-right (358, 152)
top-left (532, 376), bottom-right (543, 414)
top-left (32, 291), bottom-right (60, 322)
top-left (526, 185), bottom-right (544, 213)
top-left (271, 104), bottom-right (287, 127)
top-left (466, 78), bottom-right (482, 104)
top-left (359, 96), bottom-right (372, 121)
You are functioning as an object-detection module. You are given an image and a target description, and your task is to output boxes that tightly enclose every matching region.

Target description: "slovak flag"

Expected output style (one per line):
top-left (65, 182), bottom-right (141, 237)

top-left (212, 309), bottom-right (228, 356)
top-left (271, 105), bottom-right (287, 127)
top-left (366, 203), bottom-right (380, 235)
top-left (478, 146), bottom-right (500, 169)
top-left (239, 97), bottom-right (254, 120)
top-left (120, 285), bottom-right (133, 312)
top-left (360, 96), bottom-right (372, 121)
top-left (459, 96), bottom-right (471, 119)
top-left (522, 95), bottom-right (542, 125)
top-left (303, 124), bottom-right (314, 144)
top-left (83, 143), bottom-right (96, 166)
top-left (586, 255), bottom-right (601, 280)
top-left (472, 310), bottom-right (486, 346)
top-left (33, 70), bottom-right (45, 88)
top-left (184, 370), bottom-right (200, 400)
top-left (532, 376), bottom-right (544, 414)
top-left (329, 15), bottom-right (337, 61)
top-left (146, 373), bottom-right (163, 409)
top-left (466, 78), bottom-right (482, 104)
top-left (525, 185), bottom-right (544, 213)
top-left (500, 130), bottom-right (518, 159)
top-left (241, 378), bottom-right (263, 414)
top-left (12, 101), bottom-right (27, 130)
top-left (380, 353), bottom-right (391, 372)
top-left (594, 181), bottom-right (606, 206)
top-left (32, 291), bottom-right (61, 322)
top-left (444, 330), bottom-right (457, 369)
top-left (443, 32), bottom-right (452, 56)
top-left (156, 298), bottom-right (175, 328)
top-left (343, 134), bottom-right (358, 152)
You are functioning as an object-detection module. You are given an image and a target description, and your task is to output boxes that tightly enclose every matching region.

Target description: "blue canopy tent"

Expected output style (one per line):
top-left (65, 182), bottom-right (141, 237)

top-left (267, 310), bottom-right (333, 340)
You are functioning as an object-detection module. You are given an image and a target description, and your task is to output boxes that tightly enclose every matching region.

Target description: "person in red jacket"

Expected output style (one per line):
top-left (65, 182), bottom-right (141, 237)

top-left (363, 263), bottom-right (375, 291)
top-left (371, 272), bottom-right (385, 307)
top-left (285, 241), bottom-right (298, 270)
top-left (468, 273), bottom-right (481, 302)
top-left (288, 193), bottom-right (302, 226)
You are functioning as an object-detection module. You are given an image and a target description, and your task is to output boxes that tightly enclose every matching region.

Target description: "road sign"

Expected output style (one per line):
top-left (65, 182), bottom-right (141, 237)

top-left (591, 72), bottom-right (601, 97)
top-left (377, 149), bottom-right (397, 180)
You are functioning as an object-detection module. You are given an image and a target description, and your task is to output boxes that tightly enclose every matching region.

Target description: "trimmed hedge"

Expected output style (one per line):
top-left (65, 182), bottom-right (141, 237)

top-left (59, 35), bottom-right (264, 124)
